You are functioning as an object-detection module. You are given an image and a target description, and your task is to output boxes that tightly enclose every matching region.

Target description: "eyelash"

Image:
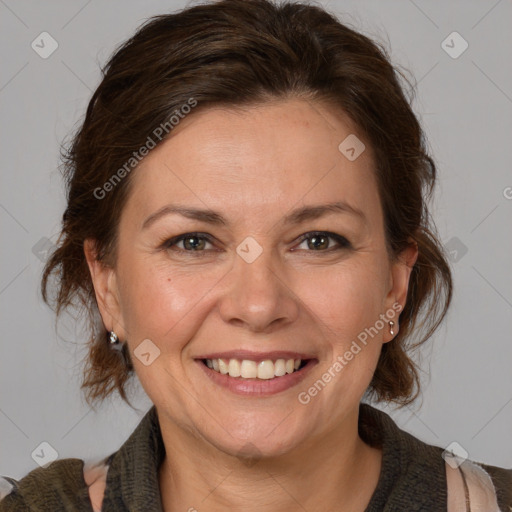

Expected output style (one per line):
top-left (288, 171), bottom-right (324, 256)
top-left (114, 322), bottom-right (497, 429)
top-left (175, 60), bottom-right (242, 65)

top-left (161, 231), bottom-right (351, 256)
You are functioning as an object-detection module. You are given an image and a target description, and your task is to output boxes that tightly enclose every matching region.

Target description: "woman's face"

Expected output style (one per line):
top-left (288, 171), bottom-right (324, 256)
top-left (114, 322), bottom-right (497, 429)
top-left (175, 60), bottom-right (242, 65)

top-left (87, 98), bottom-right (415, 458)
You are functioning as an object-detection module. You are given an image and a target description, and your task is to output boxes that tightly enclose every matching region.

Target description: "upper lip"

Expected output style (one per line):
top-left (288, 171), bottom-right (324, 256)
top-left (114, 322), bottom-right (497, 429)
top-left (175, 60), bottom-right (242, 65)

top-left (194, 350), bottom-right (316, 363)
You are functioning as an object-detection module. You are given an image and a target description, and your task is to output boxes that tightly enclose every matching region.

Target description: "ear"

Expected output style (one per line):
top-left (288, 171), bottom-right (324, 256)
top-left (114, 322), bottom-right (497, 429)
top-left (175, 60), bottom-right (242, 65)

top-left (383, 239), bottom-right (418, 341)
top-left (84, 239), bottom-right (126, 341)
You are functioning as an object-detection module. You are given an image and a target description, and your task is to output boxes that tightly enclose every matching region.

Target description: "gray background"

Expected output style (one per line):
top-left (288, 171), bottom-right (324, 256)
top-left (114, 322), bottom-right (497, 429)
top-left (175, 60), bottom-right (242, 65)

top-left (1, 0), bottom-right (511, 480)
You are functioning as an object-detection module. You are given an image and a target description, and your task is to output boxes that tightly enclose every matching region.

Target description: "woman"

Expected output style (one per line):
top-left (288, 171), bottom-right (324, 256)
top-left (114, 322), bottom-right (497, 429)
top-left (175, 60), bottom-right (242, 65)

top-left (1, 0), bottom-right (510, 510)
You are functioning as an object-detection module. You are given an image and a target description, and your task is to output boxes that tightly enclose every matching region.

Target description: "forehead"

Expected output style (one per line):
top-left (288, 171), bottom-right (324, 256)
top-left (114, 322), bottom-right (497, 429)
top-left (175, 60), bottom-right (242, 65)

top-left (124, 99), bottom-right (381, 229)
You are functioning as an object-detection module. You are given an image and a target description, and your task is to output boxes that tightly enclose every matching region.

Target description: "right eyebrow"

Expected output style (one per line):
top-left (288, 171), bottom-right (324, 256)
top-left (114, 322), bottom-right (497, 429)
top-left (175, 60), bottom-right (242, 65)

top-left (142, 205), bottom-right (227, 230)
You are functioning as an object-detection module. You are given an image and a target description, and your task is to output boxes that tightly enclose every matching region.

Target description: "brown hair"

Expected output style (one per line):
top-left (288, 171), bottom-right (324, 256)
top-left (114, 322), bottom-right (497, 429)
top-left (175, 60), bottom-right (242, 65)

top-left (42, 0), bottom-right (452, 409)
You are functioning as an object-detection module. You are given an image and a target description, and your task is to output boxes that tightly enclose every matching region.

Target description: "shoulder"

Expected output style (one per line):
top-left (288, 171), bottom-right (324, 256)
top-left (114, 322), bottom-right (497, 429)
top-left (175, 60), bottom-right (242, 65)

top-left (445, 456), bottom-right (512, 512)
top-left (476, 460), bottom-right (512, 510)
top-left (0, 454), bottom-right (114, 512)
top-left (359, 403), bottom-right (512, 510)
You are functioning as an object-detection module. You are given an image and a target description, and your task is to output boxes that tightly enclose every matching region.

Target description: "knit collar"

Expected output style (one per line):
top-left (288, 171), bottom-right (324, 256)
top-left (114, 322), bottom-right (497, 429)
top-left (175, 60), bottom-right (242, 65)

top-left (102, 405), bottom-right (166, 511)
top-left (100, 402), bottom-right (446, 511)
top-left (360, 402), bottom-right (446, 511)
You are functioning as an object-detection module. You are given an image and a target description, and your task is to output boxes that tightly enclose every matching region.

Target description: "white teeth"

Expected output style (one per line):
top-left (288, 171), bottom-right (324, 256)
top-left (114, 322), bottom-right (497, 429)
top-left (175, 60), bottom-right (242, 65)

top-left (204, 357), bottom-right (305, 379)
top-left (257, 360), bottom-right (275, 380)
top-left (218, 358), bottom-right (229, 375)
top-left (274, 359), bottom-right (286, 377)
top-left (228, 359), bottom-right (241, 377)
top-left (240, 360), bottom-right (258, 378)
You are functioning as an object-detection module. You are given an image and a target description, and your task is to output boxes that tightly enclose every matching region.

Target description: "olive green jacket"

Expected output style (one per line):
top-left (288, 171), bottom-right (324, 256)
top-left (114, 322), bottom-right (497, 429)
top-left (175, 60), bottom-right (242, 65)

top-left (1, 403), bottom-right (511, 511)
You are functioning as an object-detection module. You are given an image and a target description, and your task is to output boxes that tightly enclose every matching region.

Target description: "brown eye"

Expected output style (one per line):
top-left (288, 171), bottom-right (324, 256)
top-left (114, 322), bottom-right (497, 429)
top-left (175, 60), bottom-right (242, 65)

top-left (306, 234), bottom-right (330, 250)
top-left (163, 233), bottom-right (215, 252)
top-left (294, 231), bottom-right (351, 252)
top-left (181, 235), bottom-right (207, 251)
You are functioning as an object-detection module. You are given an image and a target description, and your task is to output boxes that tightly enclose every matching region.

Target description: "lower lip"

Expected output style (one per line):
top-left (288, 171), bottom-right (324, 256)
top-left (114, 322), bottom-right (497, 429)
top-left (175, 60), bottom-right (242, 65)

top-left (195, 359), bottom-right (317, 396)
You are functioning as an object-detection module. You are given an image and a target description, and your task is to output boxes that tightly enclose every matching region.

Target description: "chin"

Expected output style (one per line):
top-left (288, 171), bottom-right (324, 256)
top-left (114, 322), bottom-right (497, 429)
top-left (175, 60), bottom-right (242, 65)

top-left (206, 421), bottom-right (308, 462)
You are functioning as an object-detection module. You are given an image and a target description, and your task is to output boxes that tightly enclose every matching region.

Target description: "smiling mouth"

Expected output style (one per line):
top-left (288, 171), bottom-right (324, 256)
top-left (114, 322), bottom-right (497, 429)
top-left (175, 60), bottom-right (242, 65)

top-left (201, 358), bottom-right (309, 379)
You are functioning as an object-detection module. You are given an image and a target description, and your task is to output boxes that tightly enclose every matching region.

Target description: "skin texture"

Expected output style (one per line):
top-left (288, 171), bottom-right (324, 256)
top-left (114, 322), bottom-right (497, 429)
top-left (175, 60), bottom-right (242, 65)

top-left (85, 98), bottom-right (418, 511)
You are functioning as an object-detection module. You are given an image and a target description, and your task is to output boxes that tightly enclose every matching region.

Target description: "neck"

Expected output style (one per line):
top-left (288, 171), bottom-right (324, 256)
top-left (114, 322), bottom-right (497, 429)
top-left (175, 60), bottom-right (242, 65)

top-left (158, 408), bottom-right (382, 512)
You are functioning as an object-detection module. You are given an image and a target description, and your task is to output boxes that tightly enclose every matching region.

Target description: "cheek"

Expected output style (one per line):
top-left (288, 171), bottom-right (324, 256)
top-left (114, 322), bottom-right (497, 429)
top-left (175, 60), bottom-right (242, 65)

top-left (297, 259), bottom-right (389, 397)
top-left (116, 256), bottom-right (221, 341)
top-left (298, 258), bottom-right (388, 340)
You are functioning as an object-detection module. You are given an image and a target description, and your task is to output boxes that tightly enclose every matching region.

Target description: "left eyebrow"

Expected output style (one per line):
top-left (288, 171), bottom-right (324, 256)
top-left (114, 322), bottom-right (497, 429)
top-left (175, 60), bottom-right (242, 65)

top-left (282, 201), bottom-right (367, 225)
top-left (141, 200), bottom-right (366, 230)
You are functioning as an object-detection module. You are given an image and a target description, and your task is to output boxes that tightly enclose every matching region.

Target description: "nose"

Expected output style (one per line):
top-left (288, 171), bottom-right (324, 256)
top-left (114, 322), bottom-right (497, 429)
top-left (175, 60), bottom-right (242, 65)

top-left (217, 246), bottom-right (300, 333)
